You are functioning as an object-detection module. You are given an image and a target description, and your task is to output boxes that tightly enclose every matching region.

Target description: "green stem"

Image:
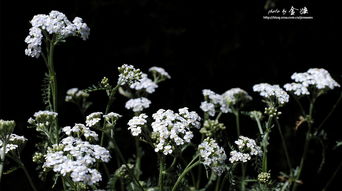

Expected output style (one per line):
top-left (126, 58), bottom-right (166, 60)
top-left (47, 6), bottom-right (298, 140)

top-left (292, 101), bottom-right (315, 191)
top-left (219, 173), bottom-right (228, 191)
top-left (262, 116), bottom-right (273, 172)
top-left (322, 159), bottom-right (342, 191)
top-left (172, 161), bottom-right (201, 191)
top-left (215, 176), bottom-right (221, 191)
top-left (235, 111), bottom-right (240, 137)
top-left (317, 91), bottom-right (342, 132)
top-left (158, 155), bottom-right (165, 191)
top-left (275, 118), bottom-right (292, 171)
top-left (135, 137), bottom-right (142, 179)
top-left (241, 163), bottom-right (246, 191)
top-left (0, 142), bottom-right (6, 184)
top-left (255, 117), bottom-right (263, 135)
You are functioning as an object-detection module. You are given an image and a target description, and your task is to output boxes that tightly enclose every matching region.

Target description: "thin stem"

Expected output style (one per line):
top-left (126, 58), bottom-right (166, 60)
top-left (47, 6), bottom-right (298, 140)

top-left (234, 111), bottom-right (240, 137)
top-left (317, 91), bottom-right (342, 132)
top-left (214, 175), bottom-right (221, 191)
top-left (172, 161), bottom-right (201, 191)
top-left (293, 96), bottom-right (306, 116)
top-left (262, 116), bottom-right (273, 172)
top-left (255, 117), bottom-right (263, 135)
top-left (219, 173), bottom-right (228, 191)
top-left (135, 137), bottom-right (142, 179)
top-left (241, 163), bottom-right (246, 191)
top-left (0, 142), bottom-right (7, 184)
top-left (275, 118), bottom-right (292, 171)
top-left (292, 101), bottom-right (315, 191)
top-left (158, 155), bottom-right (165, 191)
top-left (322, 159), bottom-right (342, 191)
top-left (6, 154), bottom-right (37, 191)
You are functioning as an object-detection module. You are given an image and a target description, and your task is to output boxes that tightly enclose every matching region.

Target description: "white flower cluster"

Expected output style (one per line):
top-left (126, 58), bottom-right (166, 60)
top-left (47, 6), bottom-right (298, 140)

top-left (63, 124), bottom-right (98, 141)
top-left (103, 112), bottom-right (122, 122)
top-left (86, 112), bottom-right (103, 128)
top-left (117, 64), bottom-right (143, 86)
top-left (200, 89), bottom-right (229, 116)
top-left (28, 110), bottom-right (58, 130)
top-left (128, 114), bottom-right (148, 136)
top-left (130, 73), bottom-right (158, 94)
top-left (65, 88), bottom-right (89, 102)
top-left (284, 68), bottom-right (340, 95)
top-left (221, 88), bottom-right (252, 107)
top-left (25, 10), bottom-right (90, 58)
top-left (198, 137), bottom-right (227, 175)
top-left (0, 134), bottom-right (27, 154)
top-left (125, 97), bottom-right (151, 112)
top-left (149, 66), bottom-right (171, 79)
top-left (229, 136), bottom-right (262, 163)
top-left (253, 83), bottom-right (289, 105)
top-left (151, 108), bottom-right (201, 155)
top-left (43, 136), bottom-right (110, 186)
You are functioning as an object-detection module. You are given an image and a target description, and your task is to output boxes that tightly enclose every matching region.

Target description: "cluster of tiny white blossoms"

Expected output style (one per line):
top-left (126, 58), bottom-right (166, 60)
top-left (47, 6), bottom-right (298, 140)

top-left (284, 68), bottom-right (340, 96)
top-left (151, 107), bottom-right (201, 155)
top-left (200, 89), bottom-right (228, 117)
top-left (125, 97), bottom-right (151, 112)
top-left (103, 112), bottom-right (122, 123)
top-left (253, 83), bottom-right (289, 106)
top-left (25, 10), bottom-right (90, 58)
top-left (65, 88), bottom-right (89, 102)
top-left (28, 110), bottom-right (58, 130)
top-left (85, 112), bottom-right (103, 128)
top-left (149, 66), bottom-right (171, 79)
top-left (221, 88), bottom-right (252, 108)
top-left (198, 137), bottom-right (227, 175)
top-left (117, 64), bottom-right (143, 86)
top-left (127, 114), bottom-right (148, 136)
top-left (63, 124), bottom-right (98, 141)
top-left (0, 134), bottom-right (27, 154)
top-left (43, 136), bottom-right (110, 186)
top-left (229, 136), bottom-right (262, 163)
top-left (130, 73), bottom-right (158, 94)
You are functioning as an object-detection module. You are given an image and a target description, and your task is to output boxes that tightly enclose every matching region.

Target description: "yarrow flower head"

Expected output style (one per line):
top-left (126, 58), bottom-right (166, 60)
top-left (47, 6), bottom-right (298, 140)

top-left (200, 120), bottom-right (226, 137)
top-left (201, 89), bottom-right (229, 116)
top-left (130, 73), bottom-right (158, 94)
top-left (117, 64), bottom-right (143, 86)
top-left (0, 120), bottom-right (16, 139)
top-left (65, 88), bottom-right (89, 102)
top-left (128, 114), bottom-right (148, 136)
top-left (149, 66), bottom-right (171, 81)
top-left (253, 83), bottom-right (289, 107)
top-left (221, 88), bottom-right (252, 110)
top-left (43, 136), bottom-right (110, 186)
top-left (285, 68), bottom-right (340, 96)
top-left (25, 10), bottom-right (90, 58)
top-left (151, 108), bottom-right (201, 155)
top-left (28, 111), bottom-right (58, 132)
top-left (0, 134), bottom-right (27, 154)
top-left (125, 97), bottom-right (151, 112)
top-left (85, 112), bottom-right (103, 128)
top-left (229, 136), bottom-right (262, 163)
top-left (63, 124), bottom-right (98, 141)
top-left (198, 137), bottom-right (227, 175)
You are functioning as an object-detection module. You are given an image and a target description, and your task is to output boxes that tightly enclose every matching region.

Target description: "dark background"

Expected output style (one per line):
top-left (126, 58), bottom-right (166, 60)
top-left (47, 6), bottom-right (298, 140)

top-left (0, 0), bottom-right (341, 190)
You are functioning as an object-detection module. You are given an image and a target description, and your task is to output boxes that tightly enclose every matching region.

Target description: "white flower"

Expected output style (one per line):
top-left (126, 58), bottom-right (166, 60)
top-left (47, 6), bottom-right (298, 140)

top-left (128, 114), bottom-right (148, 136)
top-left (151, 108), bottom-right (201, 155)
top-left (28, 111), bottom-right (58, 131)
top-left (85, 112), bottom-right (103, 127)
top-left (130, 73), bottom-right (158, 93)
top-left (283, 83), bottom-right (310, 96)
top-left (0, 134), bottom-right (27, 154)
top-left (62, 124), bottom-right (98, 141)
top-left (149, 66), bottom-right (171, 79)
top-left (43, 136), bottom-right (110, 186)
top-left (290, 68), bottom-right (340, 91)
top-left (125, 97), bottom-right (151, 112)
top-left (25, 10), bottom-right (90, 58)
top-left (117, 64), bottom-right (143, 85)
top-left (253, 83), bottom-right (289, 105)
top-left (229, 136), bottom-right (262, 163)
top-left (198, 137), bottom-right (227, 175)
top-left (65, 88), bottom-right (89, 102)
top-left (200, 102), bottom-right (216, 116)
top-left (221, 88), bottom-right (252, 108)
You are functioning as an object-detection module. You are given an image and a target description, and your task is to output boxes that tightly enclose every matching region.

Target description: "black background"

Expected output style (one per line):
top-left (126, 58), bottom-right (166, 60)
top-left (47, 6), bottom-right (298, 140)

top-left (0, 0), bottom-right (341, 190)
